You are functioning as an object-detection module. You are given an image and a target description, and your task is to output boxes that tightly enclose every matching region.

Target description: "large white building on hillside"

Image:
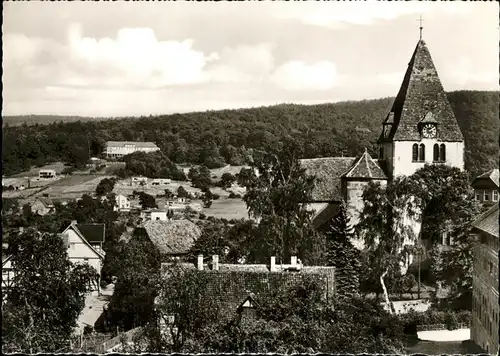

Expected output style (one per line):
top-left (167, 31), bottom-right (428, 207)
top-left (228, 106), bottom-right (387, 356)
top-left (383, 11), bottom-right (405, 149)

top-left (105, 141), bottom-right (160, 159)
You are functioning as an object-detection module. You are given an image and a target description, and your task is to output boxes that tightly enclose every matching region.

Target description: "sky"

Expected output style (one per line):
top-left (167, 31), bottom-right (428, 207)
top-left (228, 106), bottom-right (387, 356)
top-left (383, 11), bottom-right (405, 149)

top-left (2, 1), bottom-right (498, 117)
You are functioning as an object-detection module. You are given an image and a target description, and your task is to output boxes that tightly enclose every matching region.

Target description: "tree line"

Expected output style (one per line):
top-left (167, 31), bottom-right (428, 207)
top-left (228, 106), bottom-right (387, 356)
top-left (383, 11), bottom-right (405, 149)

top-left (3, 90), bottom-right (498, 179)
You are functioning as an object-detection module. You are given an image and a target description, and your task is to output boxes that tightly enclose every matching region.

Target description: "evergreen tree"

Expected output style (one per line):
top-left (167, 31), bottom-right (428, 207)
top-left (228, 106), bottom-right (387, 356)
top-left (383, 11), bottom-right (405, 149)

top-left (324, 202), bottom-right (360, 300)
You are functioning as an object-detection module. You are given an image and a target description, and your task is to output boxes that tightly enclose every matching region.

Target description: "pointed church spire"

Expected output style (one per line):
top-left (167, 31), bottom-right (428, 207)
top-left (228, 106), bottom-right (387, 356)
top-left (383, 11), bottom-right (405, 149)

top-left (379, 37), bottom-right (464, 143)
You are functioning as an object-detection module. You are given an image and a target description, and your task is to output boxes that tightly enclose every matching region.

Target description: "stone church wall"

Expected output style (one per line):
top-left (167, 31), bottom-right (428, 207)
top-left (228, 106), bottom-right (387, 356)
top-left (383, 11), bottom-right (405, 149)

top-left (392, 141), bottom-right (464, 177)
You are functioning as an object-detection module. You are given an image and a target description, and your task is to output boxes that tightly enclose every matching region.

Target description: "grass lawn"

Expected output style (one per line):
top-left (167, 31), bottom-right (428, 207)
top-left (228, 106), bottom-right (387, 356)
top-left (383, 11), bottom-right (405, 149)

top-left (203, 198), bottom-right (249, 220)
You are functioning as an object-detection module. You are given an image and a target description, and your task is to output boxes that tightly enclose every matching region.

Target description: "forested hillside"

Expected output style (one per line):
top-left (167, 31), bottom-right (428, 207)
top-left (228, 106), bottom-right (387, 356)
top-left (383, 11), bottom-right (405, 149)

top-left (2, 90), bottom-right (498, 179)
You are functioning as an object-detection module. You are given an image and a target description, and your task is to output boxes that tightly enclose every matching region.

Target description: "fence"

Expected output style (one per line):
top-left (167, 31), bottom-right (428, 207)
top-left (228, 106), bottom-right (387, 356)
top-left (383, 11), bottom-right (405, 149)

top-left (94, 326), bottom-right (144, 354)
top-left (417, 322), bottom-right (470, 332)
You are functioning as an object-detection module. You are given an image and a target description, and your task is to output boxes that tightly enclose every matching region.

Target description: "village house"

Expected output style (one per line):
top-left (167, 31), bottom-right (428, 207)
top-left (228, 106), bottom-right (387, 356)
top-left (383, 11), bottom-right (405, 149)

top-left (105, 141), bottom-right (160, 160)
top-left (114, 194), bottom-right (131, 212)
top-left (157, 255), bottom-right (335, 332)
top-left (39, 169), bottom-right (57, 179)
top-left (61, 221), bottom-right (106, 294)
top-left (2, 254), bottom-right (14, 303)
top-left (470, 203), bottom-right (499, 355)
top-left (151, 178), bottom-right (172, 186)
top-left (130, 176), bottom-right (148, 186)
top-left (140, 219), bottom-right (201, 259)
top-left (472, 169), bottom-right (499, 206)
top-left (30, 197), bottom-right (56, 216)
top-left (140, 209), bottom-right (170, 221)
top-left (300, 37), bottom-right (464, 255)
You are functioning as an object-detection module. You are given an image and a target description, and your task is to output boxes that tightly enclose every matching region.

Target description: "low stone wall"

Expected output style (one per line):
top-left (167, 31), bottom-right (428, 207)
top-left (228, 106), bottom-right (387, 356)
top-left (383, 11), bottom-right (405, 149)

top-left (417, 322), bottom-right (470, 332)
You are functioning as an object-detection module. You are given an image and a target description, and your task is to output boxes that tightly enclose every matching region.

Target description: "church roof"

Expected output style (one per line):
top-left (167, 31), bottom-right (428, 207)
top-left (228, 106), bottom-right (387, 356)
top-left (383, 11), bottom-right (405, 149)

top-left (343, 149), bottom-right (388, 180)
top-left (380, 40), bottom-right (464, 142)
top-left (300, 157), bottom-right (356, 202)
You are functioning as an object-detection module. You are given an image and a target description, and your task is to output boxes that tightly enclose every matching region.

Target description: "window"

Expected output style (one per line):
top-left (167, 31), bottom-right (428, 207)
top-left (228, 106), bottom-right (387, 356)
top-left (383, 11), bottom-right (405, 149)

top-left (484, 191), bottom-right (490, 201)
top-left (419, 144), bottom-right (425, 161)
top-left (433, 144), bottom-right (440, 161)
top-left (493, 190), bottom-right (498, 202)
top-left (488, 261), bottom-right (493, 275)
top-left (412, 144), bottom-right (419, 161)
top-left (439, 144), bottom-right (446, 161)
top-left (475, 191), bottom-right (481, 201)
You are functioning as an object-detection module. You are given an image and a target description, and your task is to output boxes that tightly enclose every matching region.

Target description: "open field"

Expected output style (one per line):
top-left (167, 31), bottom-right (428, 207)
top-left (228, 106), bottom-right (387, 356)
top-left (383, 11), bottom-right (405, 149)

top-left (202, 198), bottom-right (249, 220)
top-left (10, 162), bottom-right (67, 178)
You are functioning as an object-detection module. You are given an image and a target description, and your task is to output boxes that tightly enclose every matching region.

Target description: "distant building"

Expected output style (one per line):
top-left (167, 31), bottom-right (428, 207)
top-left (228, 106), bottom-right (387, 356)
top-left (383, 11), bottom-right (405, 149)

top-left (114, 194), bottom-right (131, 212)
top-left (30, 197), bottom-right (55, 216)
top-left (140, 219), bottom-right (201, 259)
top-left (151, 178), bottom-right (172, 186)
top-left (61, 221), bottom-right (106, 294)
top-left (39, 169), bottom-right (57, 179)
top-left (471, 203), bottom-right (499, 355)
top-left (472, 169), bottom-right (499, 206)
top-left (131, 176), bottom-right (148, 186)
top-left (105, 141), bottom-right (160, 160)
top-left (157, 255), bottom-right (335, 328)
top-left (141, 209), bottom-right (169, 221)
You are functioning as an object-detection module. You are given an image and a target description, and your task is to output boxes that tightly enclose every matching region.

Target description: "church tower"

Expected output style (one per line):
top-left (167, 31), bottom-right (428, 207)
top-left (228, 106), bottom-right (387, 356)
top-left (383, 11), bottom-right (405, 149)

top-left (378, 38), bottom-right (465, 179)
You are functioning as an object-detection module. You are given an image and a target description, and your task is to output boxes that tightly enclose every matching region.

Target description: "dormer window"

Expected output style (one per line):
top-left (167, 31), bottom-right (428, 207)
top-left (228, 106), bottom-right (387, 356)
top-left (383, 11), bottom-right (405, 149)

top-left (419, 112), bottom-right (438, 139)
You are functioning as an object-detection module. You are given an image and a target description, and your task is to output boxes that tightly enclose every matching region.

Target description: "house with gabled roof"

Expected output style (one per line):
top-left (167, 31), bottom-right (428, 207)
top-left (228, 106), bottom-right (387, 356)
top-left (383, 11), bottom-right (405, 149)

top-left (61, 221), bottom-right (106, 293)
top-left (2, 254), bottom-right (14, 302)
top-left (472, 169), bottom-right (499, 206)
top-left (158, 255), bottom-right (335, 328)
top-left (139, 219), bottom-right (201, 259)
top-left (30, 197), bottom-right (56, 216)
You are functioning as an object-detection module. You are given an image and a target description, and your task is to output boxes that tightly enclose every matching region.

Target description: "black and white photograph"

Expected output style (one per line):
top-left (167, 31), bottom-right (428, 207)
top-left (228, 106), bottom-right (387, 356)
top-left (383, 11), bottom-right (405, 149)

top-left (2, 1), bottom-right (498, 354)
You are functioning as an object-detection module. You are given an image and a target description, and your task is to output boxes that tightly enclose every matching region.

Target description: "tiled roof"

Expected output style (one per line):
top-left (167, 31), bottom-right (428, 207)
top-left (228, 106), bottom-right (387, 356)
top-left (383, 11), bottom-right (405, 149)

top-left (472, 203), bottom-right (499, 238)
top-left (312, 203), bottom-right (340, 229)
top-left (106, 141), bottom-right (159, 149)
top-left (76, 224), bottom-right (106, 243)
top-left (36, 197), bottom-right (54, 208)
top-left (142, 220), bottom-right (200, 255)
top-left (343, 149), bottom-right (388, 180)
top-left (162, 261), bottom-right (335, 321)
top-left (300, 157), bottom-right (356, 202)
top-left (474, 168), bottom-right (499, 188)
top-left (380, 40), bottom-right (464, 142)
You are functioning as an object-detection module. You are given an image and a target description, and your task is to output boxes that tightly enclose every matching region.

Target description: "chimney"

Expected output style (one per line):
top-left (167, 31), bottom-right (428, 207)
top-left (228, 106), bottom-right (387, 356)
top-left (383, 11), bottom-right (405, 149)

top-left (270, 256), bottom-right (277, 272)
top-left (197, 255), bottom-right (204, 271)
top-left (212, 255), bottom-right (219, 271)
top-left (71, 220), bottom-right (78, 225)
top-left (291, 256), bottom-right (297, 266)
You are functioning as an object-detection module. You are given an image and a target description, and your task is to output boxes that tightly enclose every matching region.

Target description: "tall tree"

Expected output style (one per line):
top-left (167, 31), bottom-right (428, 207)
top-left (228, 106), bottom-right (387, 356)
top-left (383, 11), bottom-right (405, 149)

top-left (357, 177), bottom-right (419, 313)
top-left (240, 139), bottom-right (322, 264)
top-left (324, 202), bottom-right (360, 300)
top-left (2, 229), bottom-right (98, 353)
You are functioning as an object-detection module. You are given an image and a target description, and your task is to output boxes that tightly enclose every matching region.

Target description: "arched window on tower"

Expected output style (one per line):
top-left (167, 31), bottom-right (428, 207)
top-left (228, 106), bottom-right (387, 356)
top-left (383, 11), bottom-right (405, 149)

top-left (412, 144), bottom-right (419, 162)
top-left (419, 144), bottom-right (425, 162)
top-left (433, 144), bottom-right (440, 162)
top-left (440, 144), bottom-right (446, 162)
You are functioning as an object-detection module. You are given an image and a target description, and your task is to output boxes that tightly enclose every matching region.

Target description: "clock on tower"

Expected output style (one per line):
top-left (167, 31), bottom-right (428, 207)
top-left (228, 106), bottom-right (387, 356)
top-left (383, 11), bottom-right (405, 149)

top-left (422, 124), bottom-right (437, 139)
